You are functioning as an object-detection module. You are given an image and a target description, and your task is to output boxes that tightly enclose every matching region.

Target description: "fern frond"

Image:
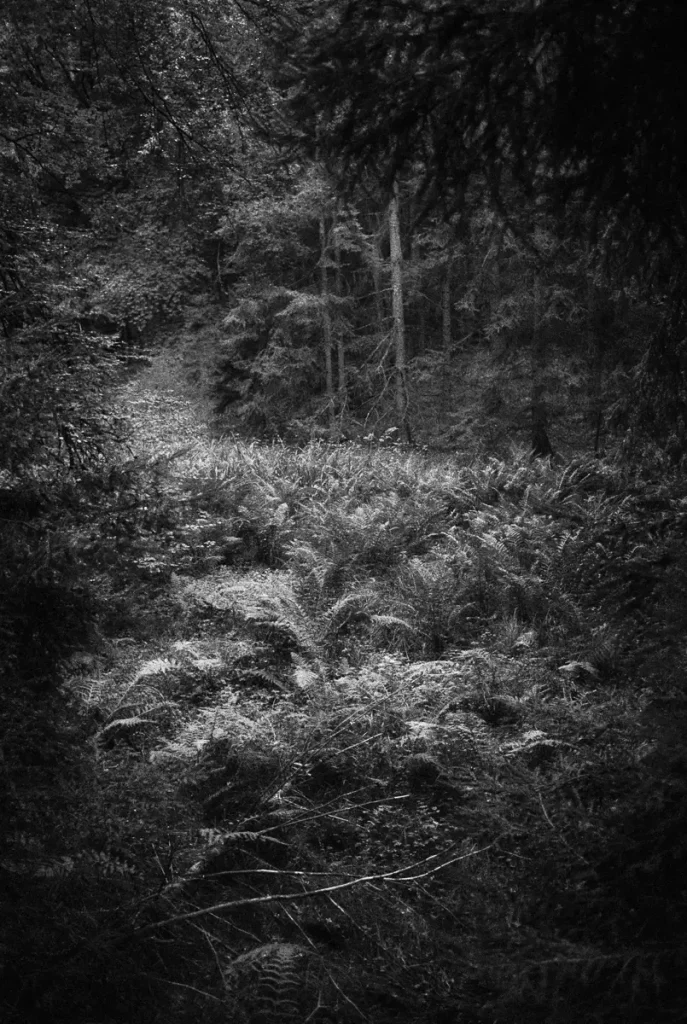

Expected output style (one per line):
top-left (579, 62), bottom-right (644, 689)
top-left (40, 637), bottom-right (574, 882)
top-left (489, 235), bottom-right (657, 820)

top-left (183, 571), bottom-right (321, 658)
top-left (370, 614), bottom-right (418, 633)
top-left (34, 856), bottom-right (77, 878)
top-left (235, 667), bottom-right (288, 690)
top-left (68, 676), bottom-right (104, 708)
top-left (200, 829), bottom-right (283, 848)
top-left (100, 715), bottom-right (155, 734)
top-left (223, 942), bottom-right (317, 1024)
top-left (475, 532), bottom-right (513, 565)
top-left (325, 588), bottom-right (379, 635)
top-left (150, 702), bottom-right (257, 763)
top-left (29, 848), bottom-right (138, 880)
top-left (134, 657), bottom-right (180, 681)
top-left (191, 656), bottom-right (224, 673)
top-left (171, 639), bottom-right (203, 655)
top-left (514, 944), bottom-right (679, 1006)
top-left (502, 729), bottom-right (567, 767)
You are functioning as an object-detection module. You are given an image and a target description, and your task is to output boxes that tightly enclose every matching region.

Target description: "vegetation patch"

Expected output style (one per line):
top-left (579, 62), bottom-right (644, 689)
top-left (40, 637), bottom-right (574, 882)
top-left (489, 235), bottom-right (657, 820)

top-left (2, 357), bottom-right (686, 1023)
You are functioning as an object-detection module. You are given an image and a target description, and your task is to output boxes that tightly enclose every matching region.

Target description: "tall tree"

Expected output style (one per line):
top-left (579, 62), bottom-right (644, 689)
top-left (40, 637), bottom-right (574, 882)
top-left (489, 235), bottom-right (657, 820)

top-left (319, 209), bottom-right (336, 429)
top-left (388, 181), bottom-right (410, 442)
top-left (332, 209), bottom-right (347, 409)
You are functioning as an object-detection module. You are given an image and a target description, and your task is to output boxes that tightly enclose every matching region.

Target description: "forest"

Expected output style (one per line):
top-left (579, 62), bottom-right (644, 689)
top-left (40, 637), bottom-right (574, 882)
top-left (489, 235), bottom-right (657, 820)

top-left (1, 2), bottom-right (686, 1022)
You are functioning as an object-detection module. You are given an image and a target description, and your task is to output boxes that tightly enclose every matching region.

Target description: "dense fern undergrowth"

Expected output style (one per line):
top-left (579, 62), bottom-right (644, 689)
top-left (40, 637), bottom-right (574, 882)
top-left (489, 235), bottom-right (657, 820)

top-left (2, 353), bottom-right (687, 1024)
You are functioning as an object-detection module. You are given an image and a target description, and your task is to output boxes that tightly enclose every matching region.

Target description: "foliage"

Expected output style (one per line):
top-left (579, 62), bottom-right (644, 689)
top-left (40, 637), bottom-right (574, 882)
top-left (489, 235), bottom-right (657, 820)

top-left (289, 1), bottom-right (687, 259)
top-left (86, 225), bottom-right (211, 336)
top-left (4, 353), bottom-right (686, 1023)
top-left (303, 1), bottom-right (685, 441)
top-left (2, 0), bottom-right (687, 1020)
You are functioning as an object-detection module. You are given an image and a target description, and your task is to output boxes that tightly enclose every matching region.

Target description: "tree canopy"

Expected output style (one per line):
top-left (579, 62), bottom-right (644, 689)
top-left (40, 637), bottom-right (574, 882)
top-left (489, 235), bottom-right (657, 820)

top-left (290, 1), bottom-right (687, 262)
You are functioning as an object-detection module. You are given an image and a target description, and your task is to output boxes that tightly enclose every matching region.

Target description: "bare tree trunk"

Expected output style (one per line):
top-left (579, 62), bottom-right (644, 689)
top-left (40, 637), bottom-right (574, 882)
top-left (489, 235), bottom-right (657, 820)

top-left (319, 211), bottom-right (335, 431)
top-left (438, 252), bottom-right (454, 418)
top-left (529, 22), bottom-right (554, 460)
top-left (389, 181), bottom-right (411, 442)
top-left (442, 255), bottom-right (452, 353)
top-left (371, 216), bottom-right (386, 342)
top-left (530, 268), bottom-right (554, 458)
top-left (586, 252), bottom-right (605, 453)
top-left (456, 228), bottom-right (475, 345)
top-left (410, 232), bottom-right (425, 357)
top-left (417, 290), bottom-right (426, 356)
top-left (333, 213), bottom-right (346, 414)
top-left (489, 223), bottom-right (504, 339)
top-left (216, 239), bottom-right (226, 301)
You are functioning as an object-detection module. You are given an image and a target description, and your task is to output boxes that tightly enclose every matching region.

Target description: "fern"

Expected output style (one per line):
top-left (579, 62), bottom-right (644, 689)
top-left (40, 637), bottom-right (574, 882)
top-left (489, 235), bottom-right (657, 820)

top-left (133, 657), bottom-right (181, 680)
top-left (150, 701), bottom-right (257, 762)
top-left (503, 729), bottom-right (567, 768)
top-left (183, 571), bottom-right (321, 660)
top-left (197, 828), bottom-right (265, 845)
top-left (325, 587), bottom-right (378, 634)
top-left (223, 942), bottom-right (318, 1024)
top-left (234, 666), bottom-right (288, 691)
top-left (5, 847), bottom-right (138, 880)
top-left (100, 714), bottom-right (157, 736)
top-left (511, 944), bottom-right (681, 1009)
top-left (287, 539), bottom-right (342, 612)
top-left (67, 659), bottom-right (182, 746)
top-left (369, 613), bottom-right (418, 651)
top-left (185, 830), bottom-right (288, 879)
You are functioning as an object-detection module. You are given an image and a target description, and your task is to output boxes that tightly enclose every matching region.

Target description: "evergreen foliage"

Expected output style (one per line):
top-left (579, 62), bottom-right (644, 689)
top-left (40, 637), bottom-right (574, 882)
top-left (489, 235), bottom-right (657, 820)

top-left (287, 0), bottom-right (687, 440)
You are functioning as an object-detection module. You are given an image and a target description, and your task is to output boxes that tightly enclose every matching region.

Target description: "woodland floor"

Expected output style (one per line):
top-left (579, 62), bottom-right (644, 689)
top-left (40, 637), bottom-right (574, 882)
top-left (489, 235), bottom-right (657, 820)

top-left (3, 341), bottom-right (686, 1024)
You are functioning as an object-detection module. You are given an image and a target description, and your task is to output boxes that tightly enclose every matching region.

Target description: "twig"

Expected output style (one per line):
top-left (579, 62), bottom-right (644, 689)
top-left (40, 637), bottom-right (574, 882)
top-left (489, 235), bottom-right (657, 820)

top-left (192, 922), bottom-right (226, 983)
top-left (250, 792), bottom-right (411, 837)
top-left (180, 867), bottom-right (363, 882)
top-left (277, 901), bottom-right (318, 950)
top-left (151, 842), bottom-right (169, 883)
top-left (326, 971), bottom-right (369, 1022)
top-left (139, 973), bottom-right (223, 1003)
top-left (112, 841), bottom-right (497, 945)
top-left (302, 990), bottom-right (328, 1023)
top-left (325, 893), bottom-right (359, 931)
top-left (538, 791), bottom-right (590, 864)
top-left (391, 840), bottom-right (500, 882)
top-left (335, 732), bottom-right (384, 757)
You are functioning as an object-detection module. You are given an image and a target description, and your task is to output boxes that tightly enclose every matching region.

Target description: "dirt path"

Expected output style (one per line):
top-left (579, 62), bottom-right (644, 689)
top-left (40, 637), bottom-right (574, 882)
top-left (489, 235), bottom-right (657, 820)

top-left (116, 346), bottom-right (217, 462)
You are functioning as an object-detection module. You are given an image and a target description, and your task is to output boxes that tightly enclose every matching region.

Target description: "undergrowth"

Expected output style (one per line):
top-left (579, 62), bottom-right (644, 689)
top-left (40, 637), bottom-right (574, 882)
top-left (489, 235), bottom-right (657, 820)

top-left (2, 390), bottom-right (686, 1023)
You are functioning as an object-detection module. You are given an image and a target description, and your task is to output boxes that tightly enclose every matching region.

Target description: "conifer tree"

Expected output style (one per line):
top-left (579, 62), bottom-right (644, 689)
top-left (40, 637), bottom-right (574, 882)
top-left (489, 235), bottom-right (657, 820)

top-left (288, 0), bottom-right (687, 439)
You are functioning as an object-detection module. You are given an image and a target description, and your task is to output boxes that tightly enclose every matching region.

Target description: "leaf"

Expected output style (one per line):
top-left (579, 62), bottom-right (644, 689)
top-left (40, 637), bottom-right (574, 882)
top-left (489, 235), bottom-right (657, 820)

top-left (101, 715), bottom-right (154, 733)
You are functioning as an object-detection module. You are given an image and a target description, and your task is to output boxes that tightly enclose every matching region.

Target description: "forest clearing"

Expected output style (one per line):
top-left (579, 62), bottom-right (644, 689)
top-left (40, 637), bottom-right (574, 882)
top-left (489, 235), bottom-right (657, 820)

top-left (2, 3), bottom-right (686, 1022)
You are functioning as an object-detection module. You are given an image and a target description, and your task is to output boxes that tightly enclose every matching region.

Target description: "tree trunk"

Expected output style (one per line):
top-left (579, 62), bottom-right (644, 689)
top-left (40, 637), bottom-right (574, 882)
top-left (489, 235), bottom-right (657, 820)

top-left (489, 223), bottom-right (504, 341)
top-left (371, 216), bottom-right (386, 342)
top-left (456, 228), bottom-right (474, 345)
top-left (442, 254), bottom-right (452, 353)
top-left (333, 213), bottom-right (346, 413)
top-left (530, 268), bottom-right (554, 458)
top-left (216, 239), bottom-right (226, 301)
top-left (587, 255), bottom-right (605, 453)
top-left (389, 181), bottom-right (411, 442)
top-left (319, 212), bottom-right (335, 430)
top-left (410, 231), bottom-right (425, 357)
